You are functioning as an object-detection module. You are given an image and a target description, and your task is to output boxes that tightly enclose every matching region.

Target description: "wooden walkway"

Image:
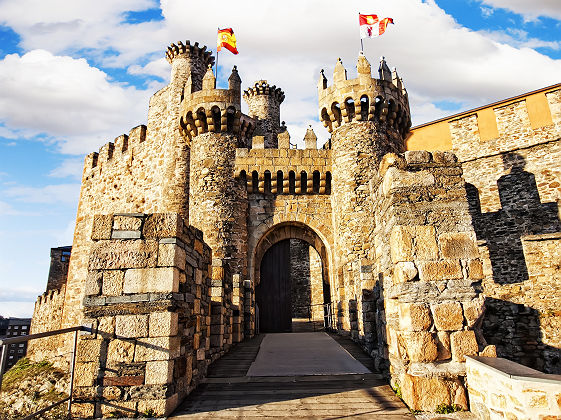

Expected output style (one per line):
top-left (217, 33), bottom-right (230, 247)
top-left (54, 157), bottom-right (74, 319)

top-left (170, 333), bottom-right (414, 419)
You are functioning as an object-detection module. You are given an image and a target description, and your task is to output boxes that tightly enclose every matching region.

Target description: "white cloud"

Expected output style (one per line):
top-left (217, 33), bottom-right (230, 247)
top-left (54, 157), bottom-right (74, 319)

top-left (478, 0), bottom-right (561, 21)
top-left (0, 302), bottom-right (36, 318)
top-left (49, 158), bottom-right (84, 179)
top-left (480, 28), bottom-right (561, 51)
top-left (3, 183), bottom-right (80, 204)
top-left (0, 49), bottom-right (153, 154)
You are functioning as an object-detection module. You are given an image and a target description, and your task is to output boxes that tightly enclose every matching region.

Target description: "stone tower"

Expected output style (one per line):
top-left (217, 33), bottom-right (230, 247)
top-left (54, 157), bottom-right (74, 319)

top-left (180, 64), bottom-right (253, 348)
top-left (162, 41), bottom-right (214, 217)
top-left (243, 80), bottom-right (285, 148)
top-left (318, 53), bottom-right (411, 279)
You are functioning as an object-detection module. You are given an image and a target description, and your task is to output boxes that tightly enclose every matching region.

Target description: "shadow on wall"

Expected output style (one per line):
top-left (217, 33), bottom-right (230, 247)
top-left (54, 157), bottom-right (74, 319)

top-left (466, 152), bottom-right (561, 285)
top-left (466, 152), bottom-right (561, 374)
top-left (483, 298), bottom-right (560, 374)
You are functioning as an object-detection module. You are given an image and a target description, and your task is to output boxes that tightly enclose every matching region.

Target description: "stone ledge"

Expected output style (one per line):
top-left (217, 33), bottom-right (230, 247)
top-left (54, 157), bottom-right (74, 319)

top-left (466, 356), bottom-right (561, 384)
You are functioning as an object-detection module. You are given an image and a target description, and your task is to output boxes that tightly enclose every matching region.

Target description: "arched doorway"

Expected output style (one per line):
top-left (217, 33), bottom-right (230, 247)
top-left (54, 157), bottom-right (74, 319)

top-left (254, 223), bottom-right (332, 333)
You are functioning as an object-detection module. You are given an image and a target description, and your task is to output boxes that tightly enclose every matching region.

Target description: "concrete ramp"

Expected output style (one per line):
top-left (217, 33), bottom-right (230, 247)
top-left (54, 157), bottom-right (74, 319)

top-left (247, 332), bottom-right (371, 376)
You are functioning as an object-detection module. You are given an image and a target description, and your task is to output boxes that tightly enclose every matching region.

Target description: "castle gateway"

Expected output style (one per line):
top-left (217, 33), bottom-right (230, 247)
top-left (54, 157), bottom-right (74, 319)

top-left (28, 40), bottom-right (561, 417)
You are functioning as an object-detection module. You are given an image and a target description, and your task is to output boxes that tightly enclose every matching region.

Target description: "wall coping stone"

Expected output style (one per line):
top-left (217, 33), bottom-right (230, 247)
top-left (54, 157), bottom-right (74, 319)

top-left (466, 356), bottom-right (561, 385)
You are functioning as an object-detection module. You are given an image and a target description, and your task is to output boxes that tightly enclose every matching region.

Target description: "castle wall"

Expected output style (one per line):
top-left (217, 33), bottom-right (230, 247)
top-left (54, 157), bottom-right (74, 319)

top-left (449, 89), bottom-right (561, 373)
top-left (46, 246), bottom-right (71, 291)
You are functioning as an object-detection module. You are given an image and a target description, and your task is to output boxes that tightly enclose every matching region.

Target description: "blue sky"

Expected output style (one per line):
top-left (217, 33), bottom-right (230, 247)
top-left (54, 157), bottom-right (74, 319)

top-left (0, 0), bottom-right (560, 317)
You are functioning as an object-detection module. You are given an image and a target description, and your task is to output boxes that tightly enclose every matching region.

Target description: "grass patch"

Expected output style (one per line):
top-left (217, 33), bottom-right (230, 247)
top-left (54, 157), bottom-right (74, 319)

top-left (435, 403), bottom-right (463, 414)
top-left (1, 358), bottom-right (54, 392)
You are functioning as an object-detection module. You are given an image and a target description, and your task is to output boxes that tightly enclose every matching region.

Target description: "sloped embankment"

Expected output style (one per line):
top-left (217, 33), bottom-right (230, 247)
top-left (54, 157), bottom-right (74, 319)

top-left (0, 358), bottom-right (69, 419)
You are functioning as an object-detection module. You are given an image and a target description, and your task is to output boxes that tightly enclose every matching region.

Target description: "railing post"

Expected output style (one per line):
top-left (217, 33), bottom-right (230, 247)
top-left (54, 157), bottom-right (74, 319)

top-left (0, 343), bottom-right (7, 391)
top-left (67, 330), bottom-right (79, 417)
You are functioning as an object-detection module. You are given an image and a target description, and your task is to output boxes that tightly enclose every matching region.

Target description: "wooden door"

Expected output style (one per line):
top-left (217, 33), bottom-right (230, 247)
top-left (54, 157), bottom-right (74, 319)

top-left (256, 240), bottom-right (292, 332)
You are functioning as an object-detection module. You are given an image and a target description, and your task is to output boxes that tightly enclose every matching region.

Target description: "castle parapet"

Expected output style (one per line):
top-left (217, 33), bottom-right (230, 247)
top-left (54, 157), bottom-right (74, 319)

top-left (165, 40), bottom-right (215, 66)
top-left (318, 54), bottom-right (411, 136)
top-left (179, 66), bottom-right (255, 142)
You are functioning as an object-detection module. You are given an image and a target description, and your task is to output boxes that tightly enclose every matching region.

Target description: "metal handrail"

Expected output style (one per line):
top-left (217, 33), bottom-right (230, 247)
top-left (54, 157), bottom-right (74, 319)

top-left (0, 324), bottom-right (92, 419)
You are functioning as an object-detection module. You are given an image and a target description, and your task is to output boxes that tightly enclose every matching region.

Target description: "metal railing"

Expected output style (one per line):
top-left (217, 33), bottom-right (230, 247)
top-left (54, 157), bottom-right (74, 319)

top-left (0, 325), bottom-right (92, 419)
top-left (292, 302), bottom-right (337, 332)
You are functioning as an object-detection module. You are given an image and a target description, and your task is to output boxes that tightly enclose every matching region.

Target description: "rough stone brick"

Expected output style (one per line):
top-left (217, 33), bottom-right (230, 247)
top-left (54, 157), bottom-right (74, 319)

top-left (134, 337), bottom-right (181, 361)
top-left (479, 345), bottom-right (497, 357)
top-left (89, 239), bottom-right (158, 270)
top-left (115, 314), bottom-right (148, 338)
top-left (149, 311), bottom-right (178, 337)
top-left (143, 213), bottom-right (181, 239)
top-left (84, 271), bottom-right (102, 296)
top-left (107, 339), bottom-right (135, 363)
top-left (436, 331), bottom-right (452, 360)
top-left (113, 215), bottom-right (143, 231)
top-left (417, 260), bottom-right (463, 281)
top-left (74, 362), bottom-right (98, 387)
top-left (414, 226), bottom-right (438, 260)
top-left (102, 270), bottom-right (124, 296)
top-left (401, 331), bottom-right (438, 362)
top-left (122, 267), bottom-right (179, 294)
top-left (400, 374), bottom-right (451, 412)
top-left (463, 298), bottom-right (485, 327)
top-left (439, 232), bottom-right (479, 259)
top-left (158, 243), bottom-right (186, 270)
top-left (431, 301), bottom-right (464, 331)
top-left (145, 360), bottom-right (174, 385)
top-left (76, 339), bottom-right (103, 362)
top-left (399, 303), bottom-right (432, 331)
top-left (467, 258), bottom-right (484, 280)
top-left (92, 214), bottom-right (113, 240)
top-left (450, 330), bottom-right (479, 362)
top-left (390, 226), bottom-right (413, 262)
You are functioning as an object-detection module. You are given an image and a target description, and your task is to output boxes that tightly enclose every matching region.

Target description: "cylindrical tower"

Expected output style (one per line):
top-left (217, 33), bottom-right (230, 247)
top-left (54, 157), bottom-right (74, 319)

top-left (243, 80), bottom-right (285, 148)
top-left (319, 53), bottom-right (411, 330)
top-left (180, 65), bottom-right (252, 346)
top-left (162, 41), bottom-right (215, 218)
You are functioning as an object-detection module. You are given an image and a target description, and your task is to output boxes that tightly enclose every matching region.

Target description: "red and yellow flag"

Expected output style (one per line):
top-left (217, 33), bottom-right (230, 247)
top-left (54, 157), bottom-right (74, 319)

top-left (217, 28), bottom-right (238, 55)
top-left (359, 14), bottom-right (394, 38)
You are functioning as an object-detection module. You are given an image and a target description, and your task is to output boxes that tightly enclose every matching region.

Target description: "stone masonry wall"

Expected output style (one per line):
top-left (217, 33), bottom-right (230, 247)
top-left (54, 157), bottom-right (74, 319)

top-left (71, 213), bottom-right (212, 418)
top-left (46, 246), bottom-right (71, 292)
top-left (449, 89), bottom-right (561, 373)
top-left (372, 151), bottom-right (492, 412)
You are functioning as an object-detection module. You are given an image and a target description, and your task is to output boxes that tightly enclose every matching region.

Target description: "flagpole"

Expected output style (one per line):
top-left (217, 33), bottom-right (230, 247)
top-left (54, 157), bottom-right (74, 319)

top-left (359, 12), bottom-right (364, 52)
top-left (216, 27), bottom-right (219, 79)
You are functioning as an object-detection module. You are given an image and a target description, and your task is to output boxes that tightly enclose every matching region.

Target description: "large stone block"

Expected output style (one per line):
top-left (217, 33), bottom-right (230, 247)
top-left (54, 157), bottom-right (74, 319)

top-left (158, 243), bottom-right (186, 270)
top-left (149, 311), bottom-right (179, 337)
top-left (115, 314), bottom-right (148, 338)
top-left (390, 226), bottom-right (413, 262)
top-left (431, 301), bottom-right (464, 331)
top-left (436, 331), bottom-right (452, 360)
top-left (417, 260), bottom-right (463, 281)
top-left (400, 373), bottom-right (451, 412)
top-left (107, 339), bottom-right (135, 363)
top-left (399, 303), bottom-right (432, 331)
top-left (123, 267), bottom-right (180, 294)
top-left (401, 331), bottom-right (438, 362)
top-left (463, 298), bottom-right (485, 327)
top-left (74, 362), bottom-right (99, 387)
top-left (134, 337), bottom-right (180, 361)
top-left (415, 226), bottom-right (438, 260)
top-left (450, 330), bottom-right (478, 362)
top-left (92, 214), bottom-right (113, 240)
top-left (85, 271), bottom-right (102, 296)
top-left (143, 213), bottom-right (181, 239)
top-left (76, 339), bottom-right (103, 362)
top-left (145, 360), bottom-right (174, 385)
top-left (102, 270), bottom-right (125, 296)
top-left (113, 215), bottom-right (143, 231)
top-left (89, 239), bottom-right (158, 270)
top-left (439, 232), bottom-right (479, 259)
top-left (393, 261), bottom-right (418, 284)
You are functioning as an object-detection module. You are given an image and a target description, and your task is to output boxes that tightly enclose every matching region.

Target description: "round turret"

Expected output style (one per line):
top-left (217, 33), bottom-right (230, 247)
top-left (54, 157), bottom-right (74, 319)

top-left (243, 80), bottom-right (285, 148)
top-left (166, 40), bottom-right (215, 93)
top-left (318, 54), bottom-right (411, 142)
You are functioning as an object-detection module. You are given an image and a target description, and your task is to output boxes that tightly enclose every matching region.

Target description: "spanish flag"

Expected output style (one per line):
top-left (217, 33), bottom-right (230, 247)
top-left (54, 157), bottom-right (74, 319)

top-left (217, 28), bottom-right (238, 55)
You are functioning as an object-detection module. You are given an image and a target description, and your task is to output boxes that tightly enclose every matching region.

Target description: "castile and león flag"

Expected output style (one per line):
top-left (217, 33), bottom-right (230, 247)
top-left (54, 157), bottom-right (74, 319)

top-left (359, 13), bottom-right (394, 38)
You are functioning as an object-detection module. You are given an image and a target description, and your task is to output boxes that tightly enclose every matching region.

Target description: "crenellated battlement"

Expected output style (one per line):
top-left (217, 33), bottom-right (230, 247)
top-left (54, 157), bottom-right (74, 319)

top-left (179, 65), bottom-right (255, 142)
top-left (243, 80), bottom-right (285, 104)
top-left (235, 146), bottom-right (332, 194)
top-left (318, 53), bottom-right (411, 136)
top-left (83, 125), bottom-right (147, 174)
top-left (165, 40), bottom-right (215, 66)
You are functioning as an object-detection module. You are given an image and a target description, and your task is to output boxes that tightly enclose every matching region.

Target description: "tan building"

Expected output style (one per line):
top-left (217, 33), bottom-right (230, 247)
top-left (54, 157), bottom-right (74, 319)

top-left (28, 39), bottom-right (560, 417)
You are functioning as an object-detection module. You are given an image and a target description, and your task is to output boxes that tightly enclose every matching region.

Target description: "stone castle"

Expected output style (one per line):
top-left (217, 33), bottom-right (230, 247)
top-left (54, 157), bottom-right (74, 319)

top-left (27, 39), bottom-right (561, 417)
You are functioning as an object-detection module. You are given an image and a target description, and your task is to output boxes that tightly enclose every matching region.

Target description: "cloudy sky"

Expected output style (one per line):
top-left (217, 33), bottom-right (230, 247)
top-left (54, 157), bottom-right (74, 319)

top-left (0, 0), bottom-right (560, 318)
